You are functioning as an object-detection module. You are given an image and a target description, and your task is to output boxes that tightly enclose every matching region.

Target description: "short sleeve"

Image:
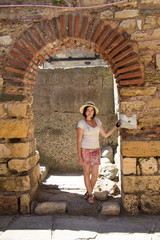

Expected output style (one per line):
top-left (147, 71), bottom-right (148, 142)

top-left (96, 117), bottom-right (102, 127)
top-left (77, 120), bottom-right (85, 129)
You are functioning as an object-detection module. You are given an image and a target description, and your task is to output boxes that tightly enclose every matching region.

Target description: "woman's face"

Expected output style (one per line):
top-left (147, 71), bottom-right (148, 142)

top-left (86, 106), bottom-right (95, 119)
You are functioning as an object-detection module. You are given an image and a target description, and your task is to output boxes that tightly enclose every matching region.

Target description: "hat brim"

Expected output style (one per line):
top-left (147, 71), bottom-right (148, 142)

top-left (80, 104), bottom-right (99, 114)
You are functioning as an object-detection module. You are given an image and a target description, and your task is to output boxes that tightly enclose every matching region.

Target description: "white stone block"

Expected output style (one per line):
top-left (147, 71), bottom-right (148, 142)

top-left (120, 114), bottom-right (137, 129)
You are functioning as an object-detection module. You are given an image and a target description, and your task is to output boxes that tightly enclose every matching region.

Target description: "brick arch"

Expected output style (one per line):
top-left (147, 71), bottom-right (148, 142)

top-left (3, 14), bottom-right (144, 96)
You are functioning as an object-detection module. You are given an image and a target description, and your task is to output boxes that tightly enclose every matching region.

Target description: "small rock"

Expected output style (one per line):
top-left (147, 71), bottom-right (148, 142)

top-left (101, 202), bottom-right (120, 215)
top-left (35, 202), bottom-right (66, 215)
top-left (100, 157), bottom-right (111, 165)
top-left (101, 146), bottom-right (113, 163)
top-left (94, 190), bottom-right (109, 201)
top-left (99, 163), bottom-right (118, 180)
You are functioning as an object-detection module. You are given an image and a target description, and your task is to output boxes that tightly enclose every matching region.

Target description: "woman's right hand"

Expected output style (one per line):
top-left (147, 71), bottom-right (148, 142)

top-left (78, 156), bottom-right (83, 166)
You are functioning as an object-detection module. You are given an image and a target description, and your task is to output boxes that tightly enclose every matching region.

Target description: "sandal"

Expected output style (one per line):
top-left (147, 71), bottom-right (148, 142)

top-left (83, 191), bottom-right (89, 200)
top-left (88, 195), bottom-right (94, 204)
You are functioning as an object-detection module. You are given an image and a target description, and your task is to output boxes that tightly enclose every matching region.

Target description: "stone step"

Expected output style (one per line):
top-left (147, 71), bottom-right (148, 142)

top-left (34, 172), bottom-right (121, 217)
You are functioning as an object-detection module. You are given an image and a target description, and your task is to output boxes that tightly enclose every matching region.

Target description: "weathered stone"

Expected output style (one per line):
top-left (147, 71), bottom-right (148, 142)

top-left (158, 17), bottom-right (160, 26)
top-left (120, 86), bottom-right (157, 96)
top-left (122, 191), bottom-right (139, 215)
top-left (40, 164), bottom-right (49, 183)
top-left (101, 146), bottom-right (113, 162)
top-left (158, 158), bottom-right (160, 173)
top-left (30, 164), bottom-right (40, 187)
top-left (99, 163), bottom-right (118, 180)
top-left (141, 0), bottom-right (160, 3)
top-left (66, 198), bottom-right (99, 216)
top-left (122, 140), bottom-right (160, 157)
top-left (94, 178), bottom-right (118, 196)
top-left (77, 0), bottom-right (106, 6)
top-left (35, 202), bottom-right (66, 215)
top-left (115, 9), bottom-right (139, 18)
top-left (0, 119), bottom-right (30, 138)
top-left (137, 19), bottom-right (142, 30)
top-left (0, 35), bottom-right (12, 45)
top-left (0, 103), bottom-right (7, 118)
top-left (101, 201), bottom-right (120, 215)
top-left (0, 195), bottom-right (18, 214)
top-left (120, 101), bottom-right (145, 112)
top-left (147, 98), bottom-right (160, 108)
top-left (131, 31), bottom-right (148, 41)
top-left (100, 157), bottom-right (111, 165)
top-left (156, 54), bottom-right (160, 70)
top-left (120, 114), bottom-right (137, 129)
top-left (100, 10), bottom-right (113, 19)
top-left (0, 142), bottom-right (30, 158)
top-left (143, 16), bottom-right (157, 29)
top-left (0, 175), bottom-right (30, 191)
top-left (7, 102), bottom-right (28, 118)
top-left (122, 175), bottom-right (160, 193)
top-left (8, 151), bottom-right (39, 172)
top-left (0, 163), bottom-right (9, 175)
top-left (20, 194), bottom-right (30, 214)
top-left (138, 39), bottom-right (160, 51)
top-left (121, 158), bottom-right (137, 175)
top-left (138, 157), bottom-right (158, 175)
top-left (138, 114), bottom-right (160, 126)
top-left (140, 52), bottom-right (152, 65)
top-left (94, 190), bottom-right (108, 201)
top-left (119, 19), bottom-right (136, 29)
top-left (141, 194), bottom-right (160, 214)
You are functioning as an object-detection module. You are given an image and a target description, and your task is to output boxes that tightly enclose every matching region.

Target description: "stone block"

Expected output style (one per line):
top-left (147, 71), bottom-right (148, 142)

top-left (120, 101), bottom-right (145, 112)
top-left (120, 114), bottom-right (137, 129)
top-left (101, 201), bottom-right (120, 215)
top-left (100, 10), bottom-right (113, 19)
top-left (8, 151), bottom-right (39, 172)
top-left (20, 194), bottom-right (30, 214)
top-left (138, 114), bottom-right (160, 127)
top-left (121, 191), bottom-right (139, 215)
top-left (7, 102), bottom-right (28, 118)
top-left (94, 190), bottom-right (108, 201)
top-left (143, 16), bottom-right (157, 29)
top-left (0, 35), bottom-right (12, 45)
top-left (122, 174), bottom-right (160, 193)
top-left (119, 19), bottom-right (136, 29)
top-left (77, 0), bottom-right (106, 7)
top-left (137, 19), bottom-right (142, 30)
top-left (0, 163), bottom-right (9, 175)
top-left (0, 103), bottom-right (7, 118)
top-left (131, 31), bottom-right (148, 41)
top-left (0, 175), bottom-right (30, 192)
top-left (0, 142), bottom-right (30, 158)
top-left (141, 194), bottom-right (160, 214)
top-left (115, 10), bottom-right (139, 19)
top-left (0, 195), bottom-right (18, 214)
top-left (120, 86), bottom-right (157, 96)
top-left (122, 140), bottom-right (160, 157)
top-left (121, 158), bottom-right (137, 175)
top-left (147, 98), bottom-right (160, 108)
top-left (101, 146), bottom-right (113, 162)
top-left (30, 163), bottom-right (40, 187)
top-left (156, 54), bottom-right (160, 70)
top-left (138, 157), bottom-right (158, 175)
top-left (35, 202), bottom-right (66, 215)
top-left (0, 119), bottom-right (30, 138)
top-left (138, 39), bottom-right (160, 51)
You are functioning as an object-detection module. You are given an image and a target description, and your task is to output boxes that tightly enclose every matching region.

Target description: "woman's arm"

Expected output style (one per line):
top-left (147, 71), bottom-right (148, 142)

top-left (77, 127), bottom-right (84, 165)
top-left (100, 120), bottom-right (120, 138)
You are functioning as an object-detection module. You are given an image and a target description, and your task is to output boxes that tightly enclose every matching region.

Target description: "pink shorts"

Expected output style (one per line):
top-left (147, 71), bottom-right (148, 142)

top-left (81, 148), bottom-right (100, 166)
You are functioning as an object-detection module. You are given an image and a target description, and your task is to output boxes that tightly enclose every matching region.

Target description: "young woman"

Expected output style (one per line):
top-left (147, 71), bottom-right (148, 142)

top-left (77, 101), bottom-right (120, 204)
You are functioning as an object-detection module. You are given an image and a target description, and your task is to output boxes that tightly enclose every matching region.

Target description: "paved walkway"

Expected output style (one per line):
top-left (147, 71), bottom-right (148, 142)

top-left (0, 213), bottom-right (160, 240)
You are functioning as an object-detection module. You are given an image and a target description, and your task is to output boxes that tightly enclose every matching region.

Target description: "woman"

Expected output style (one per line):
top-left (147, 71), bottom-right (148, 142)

top-left (77, 101), bottom-right (120, 204)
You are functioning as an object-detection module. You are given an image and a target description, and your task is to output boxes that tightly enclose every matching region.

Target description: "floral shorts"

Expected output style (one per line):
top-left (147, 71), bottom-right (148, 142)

top-left (81, 148), bottom-right (100, 166)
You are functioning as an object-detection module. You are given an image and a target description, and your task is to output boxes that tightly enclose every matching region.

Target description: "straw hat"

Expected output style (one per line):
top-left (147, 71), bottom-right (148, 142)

top-left (79, 101), bottom-right (99, 114)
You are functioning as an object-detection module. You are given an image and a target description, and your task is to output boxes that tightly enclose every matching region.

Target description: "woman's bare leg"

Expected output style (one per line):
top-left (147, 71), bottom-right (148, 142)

top-left (91, 165), bottom-right (99, 192)
top-left (83, 165), bottom-right (92, 195)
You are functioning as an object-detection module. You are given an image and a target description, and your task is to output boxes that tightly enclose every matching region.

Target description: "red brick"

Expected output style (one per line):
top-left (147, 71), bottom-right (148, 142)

top-left (112, 47), bottom-right (133, 64)
top-left (96, 25), bottom-right (112, 46)
top-left (85, 18), bottom-right (97, 41)
top-left (60, 15), bottom-right (66, 39)
top-left (24, 31), bottom-right (41, 51)
top-left (105, 35), bottom-right (125, 55)
top-left (10, 50), bottom-right (30, 65)
top-left (119, 78), bottom-right (144, 86)
top-left (116, 70), bottom-right (142, 82)
top-left (4, 79), bottom-right (25, 87)
top-left (113, 54), bottom-right (138, 73)
top-left (5, 66), bottom-right (25, 76)
top-left (43, 21), bottom-right (56, 42)
top-left (100, 28), bottom-right (118, 52)
top-left (68, 15), bottom-right (73, 37)
top-left (15, 43), bottom-right (33, 59)
top-left (75, 15), bottom-right (80, 38)
top-left (80, 17), bottom-right (89, 39)
top-left (115, 63), bottom-right (140, 78)
top-left (30, 27), bottom-right (46, 47)
top-left (7, 58), bottom-right (27, 70)
top-left (20, 38), bottom-right (37, 55)
top-left (92, 21), bottom-right (104, 43)
top-left (108, 40), bottom-right (129, 61)
top-left (52, 18), bottom-right (60, 39)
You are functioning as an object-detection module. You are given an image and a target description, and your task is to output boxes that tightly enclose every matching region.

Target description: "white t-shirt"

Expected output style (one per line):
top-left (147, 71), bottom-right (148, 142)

top-left (77, 117), bottom-right (102, 149)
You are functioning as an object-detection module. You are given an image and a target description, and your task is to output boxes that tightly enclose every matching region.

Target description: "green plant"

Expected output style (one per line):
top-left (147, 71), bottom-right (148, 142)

top-left (52, 0), bottom-right (63, 5)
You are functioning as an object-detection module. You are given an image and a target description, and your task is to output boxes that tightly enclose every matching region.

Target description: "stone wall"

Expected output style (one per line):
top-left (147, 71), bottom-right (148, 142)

top-left (33, 67), bottom-right (117, 171)
top-left (0, 0), bottom-right (160, 214)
